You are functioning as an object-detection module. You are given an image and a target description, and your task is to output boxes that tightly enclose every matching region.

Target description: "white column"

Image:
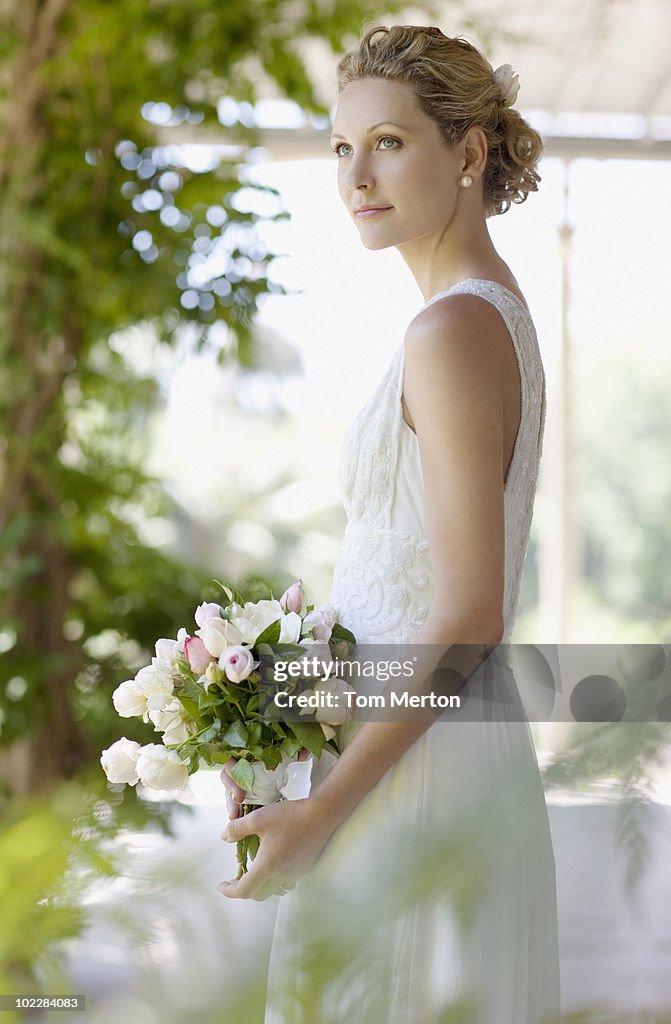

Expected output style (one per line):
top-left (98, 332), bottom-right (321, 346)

top-left (539, 158), bottom-right (578, 644)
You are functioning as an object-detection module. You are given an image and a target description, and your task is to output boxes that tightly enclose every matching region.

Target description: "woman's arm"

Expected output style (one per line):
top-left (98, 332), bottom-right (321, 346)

top-left (218, 295), bottom-right (513, 899)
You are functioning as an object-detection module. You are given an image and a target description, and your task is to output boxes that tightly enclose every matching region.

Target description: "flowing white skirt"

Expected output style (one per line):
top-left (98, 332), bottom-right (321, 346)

top-left (264, 667), bottom-right (561, 1024)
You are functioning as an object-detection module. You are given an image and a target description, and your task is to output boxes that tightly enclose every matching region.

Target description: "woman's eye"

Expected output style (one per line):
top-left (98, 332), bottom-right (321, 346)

top-left (332, 136), bottom-right (400, 157)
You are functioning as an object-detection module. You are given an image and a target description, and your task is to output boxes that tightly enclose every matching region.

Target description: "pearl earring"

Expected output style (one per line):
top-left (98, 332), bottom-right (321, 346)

top-left (460, 174), bottom-right (473, 187)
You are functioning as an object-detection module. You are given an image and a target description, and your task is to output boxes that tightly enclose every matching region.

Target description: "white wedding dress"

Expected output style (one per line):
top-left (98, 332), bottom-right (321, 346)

top-left (264, 279), bottom-right (561, 1024)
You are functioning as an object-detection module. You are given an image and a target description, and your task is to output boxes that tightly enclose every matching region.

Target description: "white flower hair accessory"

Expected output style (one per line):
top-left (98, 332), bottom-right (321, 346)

top-left (493, 63), bottom-right (520, 108)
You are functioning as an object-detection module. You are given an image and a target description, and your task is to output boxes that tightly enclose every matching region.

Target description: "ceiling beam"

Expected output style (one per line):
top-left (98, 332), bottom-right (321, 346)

top-left (159, 126), bottom-right (671, 164)
top-left (262, 128), bottom-right (671, 162)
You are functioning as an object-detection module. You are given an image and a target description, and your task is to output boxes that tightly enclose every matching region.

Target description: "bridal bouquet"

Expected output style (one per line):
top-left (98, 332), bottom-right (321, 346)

top-left (100, 580), bottom-right (356, 874)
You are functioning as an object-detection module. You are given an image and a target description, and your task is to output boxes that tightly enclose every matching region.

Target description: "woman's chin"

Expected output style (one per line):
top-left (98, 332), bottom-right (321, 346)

top-left (359, 235), bottom-right (394, 252)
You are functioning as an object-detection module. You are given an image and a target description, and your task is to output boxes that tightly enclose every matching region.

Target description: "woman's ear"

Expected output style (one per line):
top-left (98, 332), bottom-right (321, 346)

top-left (461, 125), bottom-right (488, 178)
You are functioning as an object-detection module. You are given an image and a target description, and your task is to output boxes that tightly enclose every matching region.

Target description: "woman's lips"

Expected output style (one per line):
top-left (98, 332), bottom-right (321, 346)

top-left (354, 206), bottom-right (393, 219)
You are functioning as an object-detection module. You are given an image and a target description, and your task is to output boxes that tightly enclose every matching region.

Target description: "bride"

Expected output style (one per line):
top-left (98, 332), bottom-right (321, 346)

top-left (218, 24), bottom-right (560, 1024)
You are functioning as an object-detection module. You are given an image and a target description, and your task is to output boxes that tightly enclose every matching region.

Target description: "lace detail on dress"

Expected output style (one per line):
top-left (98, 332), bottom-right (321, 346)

top-left (331, 278), bottom-right (546, 646)
top-left (330, 522), bottom-right (432, 644)
top-left (339, 345), bottom-right (404, 528)
top-left (332, 342), bottom-right (433, 642)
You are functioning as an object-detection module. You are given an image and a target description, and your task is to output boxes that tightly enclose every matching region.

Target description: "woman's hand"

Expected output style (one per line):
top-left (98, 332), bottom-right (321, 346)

top-left (217, 795), bottom-right (337, 901)
top-left (217, 749), bottom-right (335, 901)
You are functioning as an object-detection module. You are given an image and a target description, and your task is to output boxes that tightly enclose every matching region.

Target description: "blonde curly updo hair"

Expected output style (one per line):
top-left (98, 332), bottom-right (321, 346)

top-left (336, 24), bottom-right (543, 218)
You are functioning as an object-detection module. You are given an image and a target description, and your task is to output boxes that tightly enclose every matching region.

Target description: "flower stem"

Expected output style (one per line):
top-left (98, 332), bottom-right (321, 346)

top-left (236, 802), bottom-right (252, 879)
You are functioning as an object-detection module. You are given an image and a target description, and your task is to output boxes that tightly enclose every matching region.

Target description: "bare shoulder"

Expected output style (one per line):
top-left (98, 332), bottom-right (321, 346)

top-left (406, 292), bottom-right (509, 349)
top-left (403, 292), bottom-right (510, 403)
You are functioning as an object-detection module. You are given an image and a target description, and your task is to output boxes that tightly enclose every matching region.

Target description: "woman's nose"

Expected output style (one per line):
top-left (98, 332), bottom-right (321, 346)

top-left (345, 153), bottom-right (375, 192)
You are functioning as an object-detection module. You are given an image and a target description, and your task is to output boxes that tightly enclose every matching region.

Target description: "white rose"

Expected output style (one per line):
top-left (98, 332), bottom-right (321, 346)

top-left (112, 679), bottom-right (148, 718)
top-left (148, 698), bottom-right (190, 746)
top-left (303, 609), bottom-right (333, 642)
top-left (150, 653), bottom-right (176, 685)
top-left (162, 715), bottom-right (192, 746)
top-left (195, 602), bottom-right (223, 629)
top-left (155, 637), bottom-right (178, 663)
top-left (242, 753), bottom-right (313, 806)
top-left (317, 603), bottom-right (338, 629)
top-left (100, 737), bottom-right (141, 785)
top-left (198, 618), bottom-right (244, 658)
top-left (135, 664), bottom-right (174, 712)
top-left (219, 644), bottom-right (255, 683)
top-left (279, 611), bottom-right (302, 644)
top-left (494, 63), bottom-right (520, 107)
top-left (150, 698), bottom-right (192, 746)
top-left (175, 627), bottom-right (188, 655)
top-left (230, 599), bottom-right (283, 645)
top-left (136, 744), bottom-right (190, 791)
top-left (295, 640), bottom-right (333, 678)
top-left (299, 677), bottom-right (355, 725)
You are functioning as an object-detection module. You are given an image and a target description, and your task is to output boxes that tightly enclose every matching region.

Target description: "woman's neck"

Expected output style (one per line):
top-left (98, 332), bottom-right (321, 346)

top-left (395, 219), bottom-right (504, 303)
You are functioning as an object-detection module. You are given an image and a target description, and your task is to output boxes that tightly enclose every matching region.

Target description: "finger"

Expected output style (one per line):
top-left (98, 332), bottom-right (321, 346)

top-left (219, 762), bottom-right (246, 805)
top-left (217, 856), bottom-right (275, 901)
top-left (218, 876), bottom-right (277, 902)
top-left (220, 807), bottom-right (264, 843)
top-left (225, 792), bottom-right (241, 821)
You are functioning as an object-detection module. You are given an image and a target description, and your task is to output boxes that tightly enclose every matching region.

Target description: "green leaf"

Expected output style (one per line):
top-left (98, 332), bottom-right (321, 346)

top-left (178, 677), bottom-right (205, 703)
top-left (330, 623), bottom-right (356, 644)
top-left (199, 719), bottom-right (221, 743)
top-left (214, 580), bottom-right (234, 603)
top-left (223, 720), bottom-right (248, 748)
top-left (254, 619), bottom-right (282, 645)
top-left (281, 736), bottom-right (302, 758)
top-left (230, 759), bottom-right (255, 792)
top-left (260, 745), bottom-right (282, 770)
top-left (247, 833), bottom-right (260, 861)
top-left (212, 579), bottom-right (244, 607)
top-left (276, 643), bottom-right (308, 659)
top-left (286, 721), bottom-right (326, 758)
top-left (198, 743), bottom-right (233, 764)
top-left (175, 694), bottom-right (200, 720)
top-left (208, 750), bottom-right (235, 765)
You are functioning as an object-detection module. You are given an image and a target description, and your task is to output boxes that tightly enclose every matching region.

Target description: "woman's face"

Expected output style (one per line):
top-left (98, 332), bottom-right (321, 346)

top-left (330, 77), bottom-right (463, 251)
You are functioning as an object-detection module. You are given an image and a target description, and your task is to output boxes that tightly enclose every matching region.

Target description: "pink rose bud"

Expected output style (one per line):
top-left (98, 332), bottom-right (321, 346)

top-left (279, 579), bottom-right (303, 614)
top-left (219, 645), bottom-right (255, 684)
top-left (184, 635), bottom-right (213, 675)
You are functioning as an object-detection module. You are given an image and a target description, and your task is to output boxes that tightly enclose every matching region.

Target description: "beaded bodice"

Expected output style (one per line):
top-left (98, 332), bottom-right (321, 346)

top-left (329, 278), bottom-right (546, 645)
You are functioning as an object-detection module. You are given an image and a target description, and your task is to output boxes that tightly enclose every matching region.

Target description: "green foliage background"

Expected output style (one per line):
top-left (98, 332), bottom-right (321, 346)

top-left (0, 0), bottom-right (433, 789)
